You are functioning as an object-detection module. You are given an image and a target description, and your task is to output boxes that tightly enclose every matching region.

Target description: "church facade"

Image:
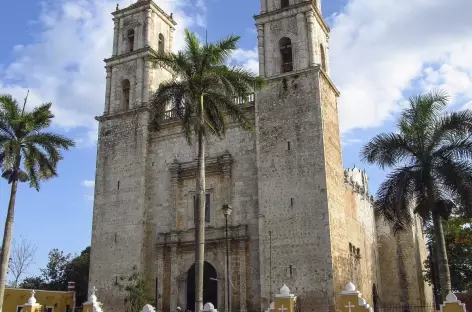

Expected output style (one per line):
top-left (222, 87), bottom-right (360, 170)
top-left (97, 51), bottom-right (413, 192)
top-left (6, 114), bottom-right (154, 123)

top-left (88, 1), bottom-right (433, 312)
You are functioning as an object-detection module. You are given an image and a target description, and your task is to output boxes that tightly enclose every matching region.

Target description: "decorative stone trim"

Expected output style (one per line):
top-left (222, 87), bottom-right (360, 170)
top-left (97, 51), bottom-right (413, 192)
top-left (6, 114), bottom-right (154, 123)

top-left (95, 106), bottom-right (149, 122)
top-left (170, 246), bottom-right (179, 311)
top-left (156, 251), bottom-right (164, 312)
top-left (440, 293), bottom-right (467, 312)
top-left (112, 0), bottom-right (177, 27)
top-left (169, 152), bottom-right (233, 180)
top-left (156, 224), bottom-right (248, 247)
top-left (239, 240), bottom-right (247, 312)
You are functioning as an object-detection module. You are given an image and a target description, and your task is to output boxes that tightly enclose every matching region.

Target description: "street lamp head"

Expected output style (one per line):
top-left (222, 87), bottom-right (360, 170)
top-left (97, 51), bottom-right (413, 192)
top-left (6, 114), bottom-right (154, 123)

top-left (221, 204), bottom-right (233, 217)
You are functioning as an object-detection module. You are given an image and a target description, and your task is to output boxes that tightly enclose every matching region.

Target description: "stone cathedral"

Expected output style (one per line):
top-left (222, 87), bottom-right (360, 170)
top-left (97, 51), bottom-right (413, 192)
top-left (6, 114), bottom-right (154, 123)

top-left (89, 0), bottom-right (433, 312)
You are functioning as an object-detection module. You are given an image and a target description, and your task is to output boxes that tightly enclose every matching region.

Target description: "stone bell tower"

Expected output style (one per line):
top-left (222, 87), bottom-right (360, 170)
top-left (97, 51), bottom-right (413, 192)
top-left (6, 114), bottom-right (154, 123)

top-left (89, 1), bottom-right (176, 311)
top-left (255, 0), bottom-right (345, 309)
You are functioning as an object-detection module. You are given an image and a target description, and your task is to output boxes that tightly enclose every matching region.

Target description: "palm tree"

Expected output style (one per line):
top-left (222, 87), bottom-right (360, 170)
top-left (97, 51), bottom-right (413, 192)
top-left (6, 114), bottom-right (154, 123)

top-left (148, 29), bottom-right (262, 312)
top-left (0, 94), bottom-right (75, 312)
top-left (361, 90), bottom-right (472, 300)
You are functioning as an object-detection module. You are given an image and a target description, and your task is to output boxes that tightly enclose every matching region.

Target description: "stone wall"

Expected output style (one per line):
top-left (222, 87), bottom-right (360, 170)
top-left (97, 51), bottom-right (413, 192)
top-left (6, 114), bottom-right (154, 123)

top-left (146, 107), bottom-right (260, 312)
top-left (256, 68), bottom-right (335, 309)
top-left (318, 72), bottom-right (380, 305)
top-left (89, 110), bottom-right (150, 312)
top-left (376, 213), bottom-right (433, 306)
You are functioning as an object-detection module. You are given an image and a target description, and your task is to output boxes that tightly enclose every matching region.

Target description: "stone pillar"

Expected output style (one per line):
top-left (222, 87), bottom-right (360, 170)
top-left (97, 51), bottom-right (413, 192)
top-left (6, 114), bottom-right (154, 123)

top-left (324, 34), bottom-right (331, 75)
top-left (22, 290), bottom-right (42, 312)
top-left (143, 60), bottom-right (151, 104)
top-left (296, 12), bottom-right (309, 70)
top-left (221, 152), bottom-right (233, 223)
top-left (113, 18), bottom-right (120, 56)
top-left (305, 11), bottom-right (317, 67)
top-left (274, 285), bottom-right (296, 312)
top-left (169, 161), bottom-right (180, 230)
top-left (260, 0), bottom-right (267, 13)
top-left (239, 238), bottom-right (247, 312)
top-left (144, 9), bottom-right (152, 47)
top-left (83, 287), bottom-right (104, 312)
top-left (157, 250), bottom-right (164, 312)
top-left (169, 28), bottom-right (175, 52)
top-left (136, 57), bottom-right (144, 106)
top-left (170, 243), bottom-right (179, 311)
top-left (339, 282), bottom-right (372, 312)
top-left (104, 66), bottom-right (112, 114)
top-left (440, 293), bottom-right (467, 312)
top-left (263, 23), bottom-right (271, 76)
top-left (257, 25), bottom-right (265, 77)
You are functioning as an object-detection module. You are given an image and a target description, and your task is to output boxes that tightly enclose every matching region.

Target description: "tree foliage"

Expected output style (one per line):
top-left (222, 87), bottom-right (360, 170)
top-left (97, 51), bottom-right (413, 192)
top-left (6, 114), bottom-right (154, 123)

top-left (117, 266), bottom-right (154, 312)
top-left (361, 89), bottom-right (472, 298)
top-left (148, 29), bottom-right (263, 312)
top-left (424, 217), bottom-right (472, 292)
top-left (0, 94), bottom-right (75, 312)
top-left (19, 247), bottom-right (90, 305)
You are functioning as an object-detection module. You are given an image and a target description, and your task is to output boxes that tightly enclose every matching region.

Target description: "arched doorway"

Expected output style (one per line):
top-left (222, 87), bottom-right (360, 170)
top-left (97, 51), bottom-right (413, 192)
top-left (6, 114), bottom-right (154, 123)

top-left (186, 262), bottom-right (218, 312)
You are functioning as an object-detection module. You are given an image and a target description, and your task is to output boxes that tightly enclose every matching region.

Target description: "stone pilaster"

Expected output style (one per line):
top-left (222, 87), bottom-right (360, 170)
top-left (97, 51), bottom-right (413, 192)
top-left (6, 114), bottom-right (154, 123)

top-left (113, 18), bottom-right (119, 56)
top-left (118, 17), bottom-right (125, 55)
top-left (239, 237), bottom-right (247, 312)
top-left (169, 161), bottom-right (180, 230)
top-left (170, 243), bottom-right (179, 311)
top-left (157, 249), bottom-right (164, 312)
top-left (257, 25), bottom-right (265, 77)
top-left (169, 28), bottom-right (175, 52)
top-left (296, 12), bottom-right (309, 69)
top-left (221, 152), bottom-right (233, 221)
top-left (143, 60), bottom-right (151, 103)
top-left (105, 66), bottom-right (112, 114)
top-left (305, 11), bottom-right (316, 67)
top-left (260, 0), bottom-right (267, 13)
top-left (135, 57), bottom-right (144, 106)
top-left (144, 9), bottom-right (152, 47)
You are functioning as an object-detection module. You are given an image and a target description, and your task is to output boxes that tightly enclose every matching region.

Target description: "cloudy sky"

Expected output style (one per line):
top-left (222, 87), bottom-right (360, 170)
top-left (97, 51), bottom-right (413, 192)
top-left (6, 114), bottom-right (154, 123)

top-left (0, 0), bottom-right (471, 277)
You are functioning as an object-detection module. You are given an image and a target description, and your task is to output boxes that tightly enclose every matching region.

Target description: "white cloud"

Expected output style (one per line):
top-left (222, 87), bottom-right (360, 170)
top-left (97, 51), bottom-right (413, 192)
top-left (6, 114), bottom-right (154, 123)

top-left (230, 48), bottom-right (259, 74)
top-left (81, 180), bottom-right (95, 188)
top-left (0, 0), bottom-right (207, 146)
top-left (4, 0), bottom-right (471, 142)
top-left (330, 0), bottom-right (472, 134)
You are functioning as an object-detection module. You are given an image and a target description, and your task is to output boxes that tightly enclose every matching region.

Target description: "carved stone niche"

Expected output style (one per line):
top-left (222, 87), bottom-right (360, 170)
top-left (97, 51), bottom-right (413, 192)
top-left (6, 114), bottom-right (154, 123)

top-left (168, 151), bottom-right (233, 231)
top-left (169, 150), bottom-right (233, 180)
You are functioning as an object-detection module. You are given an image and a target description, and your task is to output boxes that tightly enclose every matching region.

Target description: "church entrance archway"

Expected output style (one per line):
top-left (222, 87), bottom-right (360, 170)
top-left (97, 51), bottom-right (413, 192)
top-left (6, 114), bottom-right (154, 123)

top-left (186, 262), bottom-right (218, 312)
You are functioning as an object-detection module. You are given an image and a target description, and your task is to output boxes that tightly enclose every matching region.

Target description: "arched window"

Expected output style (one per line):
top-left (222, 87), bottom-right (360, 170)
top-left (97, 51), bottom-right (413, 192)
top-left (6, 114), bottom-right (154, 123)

top-left (320, 44), bottom-right (327, 72)
top-left (121, 79), bottom-right (130, 109)
top-left (158, 34), bottom-right (165, 53)
top-left (281, 0), bottom-right (289, 8)
top-left (127, 29), bottom-right (135, 52)
top-left (279, 37), bottom-right (293, 73)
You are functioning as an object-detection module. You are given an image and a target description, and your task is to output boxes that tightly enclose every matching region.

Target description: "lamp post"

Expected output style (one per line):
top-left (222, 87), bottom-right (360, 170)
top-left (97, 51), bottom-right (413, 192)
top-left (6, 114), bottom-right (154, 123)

top-left (221, 204), bottom-right (233, 312)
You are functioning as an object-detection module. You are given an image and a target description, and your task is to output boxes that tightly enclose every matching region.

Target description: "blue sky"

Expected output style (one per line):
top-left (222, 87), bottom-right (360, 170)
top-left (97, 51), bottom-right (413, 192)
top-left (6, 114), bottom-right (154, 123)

top-left (0, 0), bottom-right (472, 281)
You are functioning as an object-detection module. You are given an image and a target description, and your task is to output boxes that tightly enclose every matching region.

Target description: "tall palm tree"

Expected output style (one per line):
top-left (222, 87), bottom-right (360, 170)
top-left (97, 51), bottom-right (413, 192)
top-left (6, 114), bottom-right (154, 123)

top-left (149, 29), bottom-right (262, 312)
top-left (361, 90), bottom-right (472, 300)
top-left (0, 94), bottom-right (75, 312)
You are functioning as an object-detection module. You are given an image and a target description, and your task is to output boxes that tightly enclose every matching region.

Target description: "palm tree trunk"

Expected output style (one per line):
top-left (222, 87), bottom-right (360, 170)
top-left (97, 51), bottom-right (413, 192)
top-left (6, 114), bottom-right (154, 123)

top-left (195, 94), bottom-right (206, 312)
top-left (432, 212), bottom-right (451, 299)
top-left (0, 179), bottom-right (19, 312)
